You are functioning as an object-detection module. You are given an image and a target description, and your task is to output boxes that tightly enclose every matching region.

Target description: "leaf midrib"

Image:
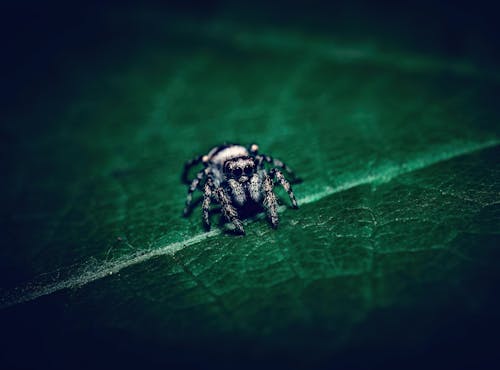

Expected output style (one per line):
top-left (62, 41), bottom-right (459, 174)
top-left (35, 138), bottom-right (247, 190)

top-left (0, 139), bottom-right (498, 309)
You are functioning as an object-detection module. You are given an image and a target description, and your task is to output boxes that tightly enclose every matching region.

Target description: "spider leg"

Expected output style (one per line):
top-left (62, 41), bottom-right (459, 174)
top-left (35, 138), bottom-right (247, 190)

top-left (215, 187), bottom-right (245, 234)
top-left (202, 177), bottom-right (215, 230)
top-left (227, 179), bottom-right (246, 207)
top-left (249, 172), bottom-right (262, 203)
top-left (248, 143), bottom-right (259, 155)
top-left (270, 168), bottom-right (299, 209)
top-left (181, 154), bottom-right (204, 184)
top-left (262, 172), bottom-right (279, 228)
top-left (256, 154), bottom-right (297, 181)
top-left (183, 168), bottom-right (209, 216)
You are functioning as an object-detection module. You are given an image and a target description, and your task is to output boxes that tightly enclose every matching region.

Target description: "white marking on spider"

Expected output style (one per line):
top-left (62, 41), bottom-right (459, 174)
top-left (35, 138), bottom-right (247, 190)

top-left (182, 143), bottom-right (299, 234)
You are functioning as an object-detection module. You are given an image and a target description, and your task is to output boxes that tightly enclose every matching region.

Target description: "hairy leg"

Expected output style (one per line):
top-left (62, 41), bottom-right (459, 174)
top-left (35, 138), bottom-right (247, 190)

top-left (227, 179), bottom-right (246, 206)
top-left (256, 154), bottom-right (297, 180)
top-left (202, 178), bottom-right (215, 230)
top-left (270, 168), bottom-right (299, 209)
top-left (215, 187), bottom-right (245, 234)
top-left (249, 172), bottom-right (262, 203)
top-left (248, 143), bottom-right (259, 155)
top-left (183, 168), bottom-right (209, 216)
top-left (181, 155), bottom-right (204, 184)
top-left (262, 172), bottom-right (279, 228)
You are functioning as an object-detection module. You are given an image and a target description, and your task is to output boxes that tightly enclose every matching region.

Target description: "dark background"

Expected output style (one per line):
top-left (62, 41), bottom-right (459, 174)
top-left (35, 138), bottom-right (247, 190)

top-left (2, 0), bottom-right (500, 111)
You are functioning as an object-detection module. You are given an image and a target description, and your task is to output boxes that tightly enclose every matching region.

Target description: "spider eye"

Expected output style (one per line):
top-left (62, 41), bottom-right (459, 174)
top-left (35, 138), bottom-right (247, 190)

top-left (244, 165), bottom-right (253, 175)
top-left (233, 168), bottom-right (242, 177)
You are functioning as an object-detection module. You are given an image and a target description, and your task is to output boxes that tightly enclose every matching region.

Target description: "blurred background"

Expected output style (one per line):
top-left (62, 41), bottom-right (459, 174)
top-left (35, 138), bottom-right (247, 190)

top-left (1, 0), bottom-right (499, 369)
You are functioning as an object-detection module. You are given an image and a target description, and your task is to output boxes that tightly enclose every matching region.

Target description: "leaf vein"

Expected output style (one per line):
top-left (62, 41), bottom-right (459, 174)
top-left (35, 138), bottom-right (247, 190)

top-left (0, 139), bottom-right (498, 309)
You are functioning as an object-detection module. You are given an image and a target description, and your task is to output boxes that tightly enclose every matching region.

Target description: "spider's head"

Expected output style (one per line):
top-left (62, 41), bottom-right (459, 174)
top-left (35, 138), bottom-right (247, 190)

top-left (223, 157), bottom-right (256, 183)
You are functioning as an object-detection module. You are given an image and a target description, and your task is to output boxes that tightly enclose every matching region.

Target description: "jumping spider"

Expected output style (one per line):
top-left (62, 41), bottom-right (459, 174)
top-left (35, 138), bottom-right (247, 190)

top-left (182, 143), bottom-right (299, 234)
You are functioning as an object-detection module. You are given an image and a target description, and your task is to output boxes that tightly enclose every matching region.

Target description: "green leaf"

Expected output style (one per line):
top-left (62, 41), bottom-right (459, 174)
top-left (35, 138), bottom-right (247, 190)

top-left (1, 6), bottom-right (499, 368)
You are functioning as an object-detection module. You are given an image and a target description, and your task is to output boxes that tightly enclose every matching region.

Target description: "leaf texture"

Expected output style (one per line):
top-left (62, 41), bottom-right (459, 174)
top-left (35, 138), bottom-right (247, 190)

top-left (1, 4), bottom-right (499, 368)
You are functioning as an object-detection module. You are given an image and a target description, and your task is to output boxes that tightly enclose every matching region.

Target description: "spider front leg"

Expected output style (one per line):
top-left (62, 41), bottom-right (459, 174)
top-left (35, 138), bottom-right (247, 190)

top-left (215, 187), bottom-right (245, 234)
top-left (270, 168), bottom-right (299, 209)
top-left (262, 172), bottom-right (279, 228)
top-left (249, 172), bottom-right (263, 203)
top-left (227, 179), bottom-right (246, 206)
top-left (183, 167), bottom-right (209, 216)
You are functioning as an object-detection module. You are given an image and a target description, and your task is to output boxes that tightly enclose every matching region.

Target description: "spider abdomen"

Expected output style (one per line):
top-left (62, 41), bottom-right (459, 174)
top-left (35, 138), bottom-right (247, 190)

top-left (208, 145), bottom-right (249, 167)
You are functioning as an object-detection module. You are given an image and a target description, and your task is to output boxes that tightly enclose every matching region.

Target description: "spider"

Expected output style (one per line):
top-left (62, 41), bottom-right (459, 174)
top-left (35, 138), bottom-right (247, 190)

top-left (182, 143), bottom-right (299, 234)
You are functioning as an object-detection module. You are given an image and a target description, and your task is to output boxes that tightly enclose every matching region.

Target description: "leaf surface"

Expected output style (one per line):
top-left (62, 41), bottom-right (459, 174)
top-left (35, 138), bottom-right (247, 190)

top-left (1, 5), bottom-right (499, 368)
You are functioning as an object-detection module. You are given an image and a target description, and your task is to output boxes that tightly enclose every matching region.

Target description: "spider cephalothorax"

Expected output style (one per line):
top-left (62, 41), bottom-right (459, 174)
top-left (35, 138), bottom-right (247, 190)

top-left (182, 143), bottom-right (299, 234)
